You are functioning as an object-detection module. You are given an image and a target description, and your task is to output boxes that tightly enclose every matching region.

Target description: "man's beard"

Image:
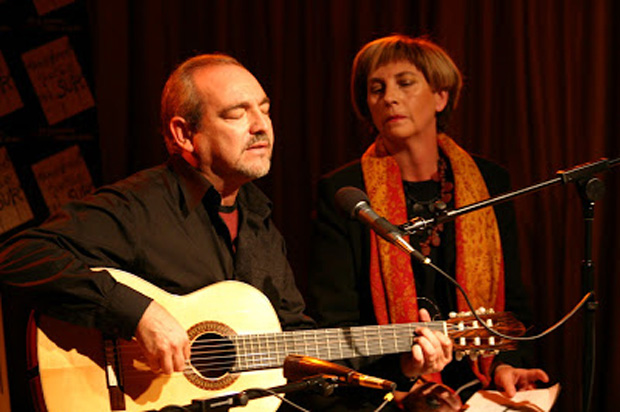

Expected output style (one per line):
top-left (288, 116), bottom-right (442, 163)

top-left (234, 155), bottom-right (271, 179)
top-left (234, 133), bottom-right (272, 179)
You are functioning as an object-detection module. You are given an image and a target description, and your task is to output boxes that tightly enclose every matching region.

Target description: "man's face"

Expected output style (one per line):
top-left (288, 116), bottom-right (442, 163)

top-left (190, 64), bottom-right (273, 185)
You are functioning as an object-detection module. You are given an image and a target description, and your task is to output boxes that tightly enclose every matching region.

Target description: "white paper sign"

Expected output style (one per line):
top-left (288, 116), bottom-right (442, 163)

top-left (0, 51), bottom-right (24, 117)
top-left (465, 383), bottom-right (561, 412)
top-left (31, 145), bottom-right (94, 214)
top-left (0, 147), bottom-right (34, 233)
top-left (22, 36), bottom-right (94, 125)
top-left (32, 0), bottom-right (75, 16)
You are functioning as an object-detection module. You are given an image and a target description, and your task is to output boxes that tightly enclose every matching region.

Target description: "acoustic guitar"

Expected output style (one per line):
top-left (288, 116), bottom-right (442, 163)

top-left (29, 268), bottom-right (524, 411)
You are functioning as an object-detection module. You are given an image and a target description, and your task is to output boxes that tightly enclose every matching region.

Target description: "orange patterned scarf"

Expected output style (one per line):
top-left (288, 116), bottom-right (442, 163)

top-left (361, 133), bottom-right (505, 386)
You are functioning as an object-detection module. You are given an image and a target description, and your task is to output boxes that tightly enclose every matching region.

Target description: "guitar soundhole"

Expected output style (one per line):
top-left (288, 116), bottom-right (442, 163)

top-left (185, 320), bottom-right (240, 390)
top-left (191, 332), bottom-right (236, 379)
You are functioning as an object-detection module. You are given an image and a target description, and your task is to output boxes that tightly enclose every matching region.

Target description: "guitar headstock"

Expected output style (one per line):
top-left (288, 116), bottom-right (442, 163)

top-left (446, 309), bottom-right (526, 361)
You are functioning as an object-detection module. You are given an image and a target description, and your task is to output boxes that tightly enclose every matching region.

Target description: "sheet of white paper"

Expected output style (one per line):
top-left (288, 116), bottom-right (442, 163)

top-left (465, 383), bottom-right (560, 411)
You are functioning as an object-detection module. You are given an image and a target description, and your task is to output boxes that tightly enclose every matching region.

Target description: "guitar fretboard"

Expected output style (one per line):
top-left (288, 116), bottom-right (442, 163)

top-left (230, 322), bottom-right (446, 372)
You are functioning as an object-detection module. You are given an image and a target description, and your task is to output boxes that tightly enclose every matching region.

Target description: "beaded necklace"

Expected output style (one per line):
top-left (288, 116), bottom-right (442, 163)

top-left (403, 156), bottom-right (453, 256)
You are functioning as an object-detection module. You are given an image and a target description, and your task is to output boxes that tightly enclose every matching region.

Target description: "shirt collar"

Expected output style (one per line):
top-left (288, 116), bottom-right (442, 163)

top-left (168, 154), bottom-right (212, 214)
top-left (167, 154), bottom-right (273, 220)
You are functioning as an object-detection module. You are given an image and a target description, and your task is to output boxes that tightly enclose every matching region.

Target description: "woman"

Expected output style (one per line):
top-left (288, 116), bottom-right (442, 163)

top-left (305, 34), bottom-right (548, 411)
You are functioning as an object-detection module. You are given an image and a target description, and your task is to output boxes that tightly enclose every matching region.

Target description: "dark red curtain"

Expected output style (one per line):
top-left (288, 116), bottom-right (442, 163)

top-left (91, 1), bottom-right (619, 410)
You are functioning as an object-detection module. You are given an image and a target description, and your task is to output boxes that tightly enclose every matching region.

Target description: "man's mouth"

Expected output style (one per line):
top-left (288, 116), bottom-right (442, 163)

top-left (246, 138), bottom-right (271, 151)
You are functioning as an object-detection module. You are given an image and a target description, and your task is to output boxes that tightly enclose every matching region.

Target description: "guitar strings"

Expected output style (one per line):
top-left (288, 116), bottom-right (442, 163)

top-left (113, 320), bottom-right (506, 360)
top-left (111, 320), bottom-right (513, 382)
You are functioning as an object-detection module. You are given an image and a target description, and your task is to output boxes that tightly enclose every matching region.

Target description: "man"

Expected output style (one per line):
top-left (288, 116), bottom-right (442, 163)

top-left (1, 53), bottom-right (465, 412)
top-left (0, 54), bottom-right (313, 404)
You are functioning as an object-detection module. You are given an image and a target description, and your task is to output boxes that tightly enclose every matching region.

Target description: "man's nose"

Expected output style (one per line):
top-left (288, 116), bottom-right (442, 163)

top-left (249, 109), bottom-right (270, 134)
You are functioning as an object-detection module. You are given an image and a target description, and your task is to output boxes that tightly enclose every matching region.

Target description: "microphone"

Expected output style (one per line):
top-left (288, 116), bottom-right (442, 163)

top-left (334, 186), bottom-right (429, 264)
top-left (283, 354), bottom-right (396, 391)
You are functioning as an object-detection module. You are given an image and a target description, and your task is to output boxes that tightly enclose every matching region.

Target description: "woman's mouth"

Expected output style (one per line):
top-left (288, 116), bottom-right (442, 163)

top-left (385, 115), bottom-right (406, 123)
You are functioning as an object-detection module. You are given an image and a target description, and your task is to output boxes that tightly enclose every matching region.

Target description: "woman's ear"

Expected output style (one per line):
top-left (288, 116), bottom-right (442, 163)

top-left (434, 90), bottom-right (449, 113)
top-left (169, 116), bottom-right (195, 153)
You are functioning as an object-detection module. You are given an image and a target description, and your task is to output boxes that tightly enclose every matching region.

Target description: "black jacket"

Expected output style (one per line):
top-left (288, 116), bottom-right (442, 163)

top-left (297, 156), bottom-right (532, 410)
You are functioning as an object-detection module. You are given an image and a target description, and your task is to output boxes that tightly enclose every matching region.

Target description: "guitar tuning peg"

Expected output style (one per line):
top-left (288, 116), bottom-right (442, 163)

top-left (476, 307), bottom-right (487, 314)
top-left (455, 351), bottom-right (464, 361)
top-left (449, 311), bottom-right (457, 318)
top-left (488, 308), bottom-right (495, 314)
top-left (469, 351), bottom-right (480, 361)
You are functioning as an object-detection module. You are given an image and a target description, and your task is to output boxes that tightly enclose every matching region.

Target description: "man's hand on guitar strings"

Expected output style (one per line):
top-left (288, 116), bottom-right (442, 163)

top-left (400, 308), bottom-right (453, 378)
top-left (135, 300), bottom-right (191, 374)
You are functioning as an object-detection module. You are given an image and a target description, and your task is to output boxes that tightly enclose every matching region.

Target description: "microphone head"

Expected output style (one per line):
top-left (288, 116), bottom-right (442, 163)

top-left (283, 354), bottom-right (352, 382)
top-left (334, 186), bottom-right (369, 218)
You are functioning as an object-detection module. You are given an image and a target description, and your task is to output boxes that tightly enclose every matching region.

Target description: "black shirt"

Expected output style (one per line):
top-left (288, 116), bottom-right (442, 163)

top-left (0, 155), bottom-right (313, 340)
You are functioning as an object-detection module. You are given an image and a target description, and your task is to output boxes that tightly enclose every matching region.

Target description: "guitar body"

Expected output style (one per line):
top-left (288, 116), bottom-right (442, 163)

top-left (30, 268), bottom-right (524, 412)
top-left (33, 269), bottom-right (285, 412)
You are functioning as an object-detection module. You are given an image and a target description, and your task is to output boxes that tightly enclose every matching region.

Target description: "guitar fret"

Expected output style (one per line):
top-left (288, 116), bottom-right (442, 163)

top-left (267, 334), bottom-right (276, 368)
top-left (244, 335), bottom-right (252, 370)
top-left (392, 325), bottom-right (398, 353)
top-left (272, 333), bottom-right (281, 365)
top-left (254, 334), bottom-right (260, 369)
top-left (301, 330), bottom-right (308, 355)
top-left (257, 334), bottom-right (264, 369)
top-left (233, 335), bottom-right (244, 371)
top-left (309, 330), bottom-right (318, 358)
top-left (249, 335), bottom-right (256, 369)
top-left (326, 331), bottom-right (332, 360)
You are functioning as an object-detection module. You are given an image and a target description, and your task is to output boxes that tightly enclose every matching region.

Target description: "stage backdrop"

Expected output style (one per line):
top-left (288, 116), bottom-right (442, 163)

top-left (39, 0), bottom-right (620, 411)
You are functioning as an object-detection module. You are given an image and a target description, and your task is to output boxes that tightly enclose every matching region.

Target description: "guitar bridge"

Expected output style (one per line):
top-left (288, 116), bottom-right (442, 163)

top-left (103, 338), bottom-right (126, 410)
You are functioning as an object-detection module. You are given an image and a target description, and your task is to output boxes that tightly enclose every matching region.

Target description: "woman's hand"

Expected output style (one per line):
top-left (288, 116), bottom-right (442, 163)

top-left (493, 364), bottom-right (550, 397)
top-left (396, 379), bottom-right (463, 412)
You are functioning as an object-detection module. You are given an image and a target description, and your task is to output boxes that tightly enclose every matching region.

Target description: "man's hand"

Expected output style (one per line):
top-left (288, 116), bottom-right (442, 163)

top-left (134, 300), bottom-right (190, 374)
top-left (397, 380), bottom-right (463, 412)
top-left (494, 364), bottom-right (550, 397)
top-left (400, 308), bottom-right (453, 377)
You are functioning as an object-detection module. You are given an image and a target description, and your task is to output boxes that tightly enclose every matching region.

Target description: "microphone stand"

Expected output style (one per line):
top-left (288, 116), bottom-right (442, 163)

top-left (398, 157), bottom-right (619, 412)
top-left (147, 375), bottom-right (338, 412)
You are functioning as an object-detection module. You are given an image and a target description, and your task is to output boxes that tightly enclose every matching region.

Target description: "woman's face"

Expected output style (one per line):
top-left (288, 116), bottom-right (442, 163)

top-left (366, 60), bottom-right (447, 144)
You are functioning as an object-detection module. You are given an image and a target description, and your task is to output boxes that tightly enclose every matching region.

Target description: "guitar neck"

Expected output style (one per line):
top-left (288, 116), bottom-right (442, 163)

top-left (231, 322), bottom-right (445, 372)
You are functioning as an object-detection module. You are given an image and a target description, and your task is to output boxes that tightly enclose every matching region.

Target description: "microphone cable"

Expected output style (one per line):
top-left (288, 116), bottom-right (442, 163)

top-left (419, 254), bottom-right (593, 342)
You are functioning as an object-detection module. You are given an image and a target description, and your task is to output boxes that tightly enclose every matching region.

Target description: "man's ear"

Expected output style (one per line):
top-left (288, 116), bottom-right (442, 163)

top-left (169, 116), bottom-right (195, 153)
